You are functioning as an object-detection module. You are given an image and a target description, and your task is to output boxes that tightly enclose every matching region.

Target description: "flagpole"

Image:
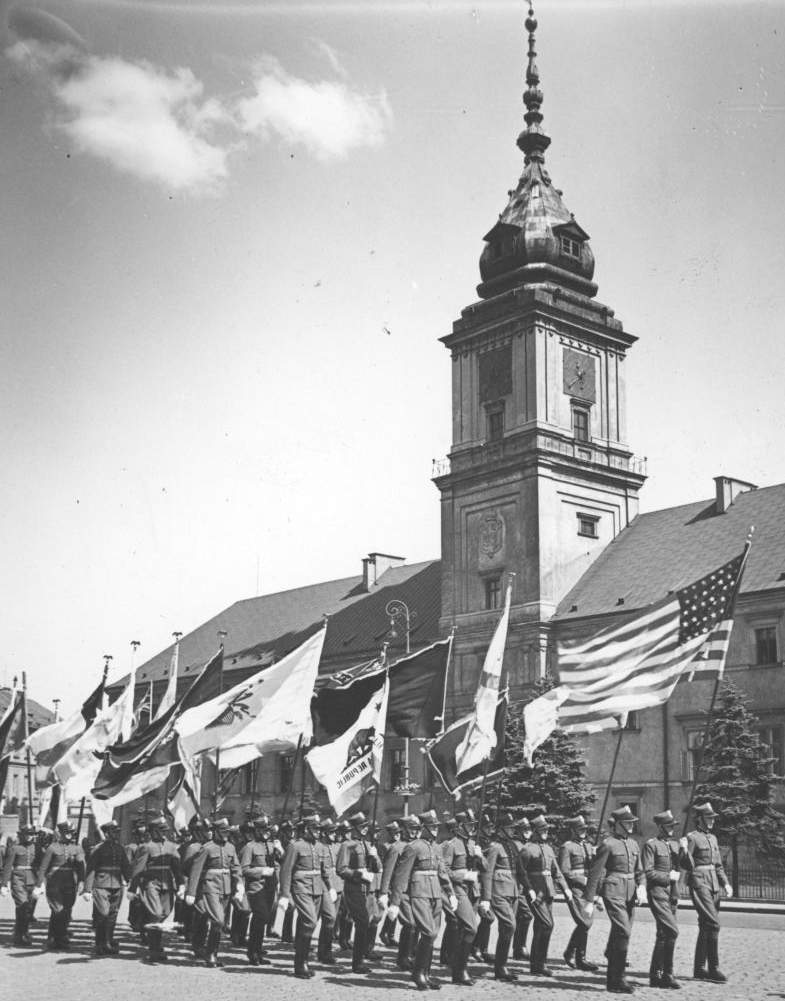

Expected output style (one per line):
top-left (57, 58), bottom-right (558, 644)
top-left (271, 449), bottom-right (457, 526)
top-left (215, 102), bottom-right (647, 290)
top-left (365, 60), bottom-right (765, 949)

top-left (594, 723), bottom-right (625, 845)
top-left (76, 655), bottom-right (112, 841)
top-left (213, 630), bottom-right (227, 816)
top-left (22, 672), bottom-right (34, 827)
top-left (386, 599), bottom-right (414, 815)
top-left (438, 627), bottom-right (457, 737)
top-left (371, 642), bottom-right (391, 831)
top-left (281, 734), bottom-right (303, 819)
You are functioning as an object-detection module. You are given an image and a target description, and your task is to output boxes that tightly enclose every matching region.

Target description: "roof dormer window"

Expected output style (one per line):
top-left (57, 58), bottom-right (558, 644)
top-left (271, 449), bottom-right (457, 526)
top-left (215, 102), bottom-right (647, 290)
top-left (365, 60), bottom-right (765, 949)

top-left (531, 182), bottom-right (541, 199)
top-left (560, 234), bottom-right (582, 259)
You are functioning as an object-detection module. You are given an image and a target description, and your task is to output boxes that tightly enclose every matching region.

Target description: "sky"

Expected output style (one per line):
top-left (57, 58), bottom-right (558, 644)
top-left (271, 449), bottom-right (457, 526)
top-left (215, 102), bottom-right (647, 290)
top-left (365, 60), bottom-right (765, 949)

top-left (1, 0), bottom-right (784, 713)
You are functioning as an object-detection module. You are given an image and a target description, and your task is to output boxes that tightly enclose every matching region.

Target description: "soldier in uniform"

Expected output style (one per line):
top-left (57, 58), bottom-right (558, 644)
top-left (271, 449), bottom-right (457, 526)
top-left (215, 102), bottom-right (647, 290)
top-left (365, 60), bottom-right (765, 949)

top-left (643, 808), bottom-right (685, 989)
top-left (333, 818), bottom-right (353, 950)
top-left (336, 810), bottom-right (381, 973)
top-left (559, 814), bottom-right (600, 971)
top-left (517, 813), bottom-right (572, 977)
top-left (388, 810), bottom-right (456, 991)
top-left (470, 813), bottom-right (492, 964)
top-left (512, 816), bottom-right (533, 961)
top-left (125, 819), bottom-right (149, 939)
top-left (186, 816), bottom-right (244, 968)
top-left (34, 820), bottom-right (85, 951)
top-left (240, 813), bottom-right (280, 965)
top-left (683, 801), bottom-right (732, 983)
top-left (128, 813), bottom-right (183, 963)
top-left (278, 813), bottom-right (336, 978)
top-left (0, 823), bottom-right (39, 946)
top-left (380, 815), bottom-right (415, 970)
top-left (379, 819), bottom-right (402, 946)
top-left (279, 818), bottom-right (297, 944)
top-left (440, 809), bottom-right (482, 986)
top-left (82, 819), bottom-right (131, 956)
top-left (585, 805), bottom-right (646, 995)
top-left (316, 817), bottom-right (339, 965)
top-left (181, 816), bottom-right (212, 953)
top-left (477, 811), bottom-right (518, 982)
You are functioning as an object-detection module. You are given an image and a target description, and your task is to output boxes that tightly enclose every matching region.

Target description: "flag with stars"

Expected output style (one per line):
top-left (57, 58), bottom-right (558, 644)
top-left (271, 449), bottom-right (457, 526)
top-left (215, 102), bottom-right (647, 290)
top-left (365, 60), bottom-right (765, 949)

top-left (556, 547), bottom-right (749, 734)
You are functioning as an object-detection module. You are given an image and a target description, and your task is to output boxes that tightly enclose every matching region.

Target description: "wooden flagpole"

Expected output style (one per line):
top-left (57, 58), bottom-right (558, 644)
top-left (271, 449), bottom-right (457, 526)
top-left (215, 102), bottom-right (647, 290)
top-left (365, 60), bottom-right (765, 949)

top-left (76, 655), bottom-right (111, 840)
top-left (594, 723), bottom-right (625, 845)
top-left (22, 672), bottom-right (35, 827)
top-left (281, 734), bottom-right (303, 819)
top-left (213, 631), bottom-right (227, 817)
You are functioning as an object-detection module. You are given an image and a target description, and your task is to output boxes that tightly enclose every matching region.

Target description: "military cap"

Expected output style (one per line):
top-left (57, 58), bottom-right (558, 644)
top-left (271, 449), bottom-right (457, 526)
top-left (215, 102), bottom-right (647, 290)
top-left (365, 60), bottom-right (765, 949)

top-left (320, 817), bottom-right (336, 831)
top-left (212, 817), bottom-right (231, 833)
top-left (240, 819), bottom-right (254, 834)
top-left (348, 811), bottom-right (367, 827)
top-left (653, 809), bottom-right (676, 826)
top-left (497, 810), bottom-right (516, 827)
top-left (336, 819), bottom-right (352, 833)
top-left (404, 814), bottom-right (422, 830)
top-left (385, 820), bottom-right (401, 833)
top-left (280, 819), bottom-right (294, 831)
top-left (57, 821), bottom-right (75, 834)
top-left (20, 823), bottom-right (37, 835)
top-left (455, 809), bottom-right (475, 825)
top-left (148, 814), bottom-right (168, 828)
top-left (100, 820), bottom-right (120, 833)
top-left (302, 813), bottom-right (321, 827)
top-left (253, 813), bottom-right (271, 829)
top-left (530, 813), bottom-right (550, 831)
top-left (610, 805), bottom-right (637, 824)
top-left (442, 814), bottom-right (458, 827)
top-left (515, 815), bottom-right (532, 830)
top-left (567, 814), bottom-right (588, 829)
top-left (418, 810), bottom-right (439, 826)
top-left (693, 802), bottom-right (718, 819)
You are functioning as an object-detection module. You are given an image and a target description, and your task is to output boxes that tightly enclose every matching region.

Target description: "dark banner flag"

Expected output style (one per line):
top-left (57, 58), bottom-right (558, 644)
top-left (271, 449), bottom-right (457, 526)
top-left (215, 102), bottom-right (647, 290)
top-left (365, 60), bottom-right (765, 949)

top-left (312, 638), bottom-right (452, 743)
top-left (0, 692), bottom-right (25, 799)
top-left (425, 692), bottom-right (508, 798)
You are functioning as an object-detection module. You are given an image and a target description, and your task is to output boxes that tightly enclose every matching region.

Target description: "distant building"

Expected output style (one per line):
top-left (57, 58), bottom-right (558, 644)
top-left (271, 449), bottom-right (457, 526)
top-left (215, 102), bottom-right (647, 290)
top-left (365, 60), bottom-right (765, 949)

top-left (0, 687), bottom-right (55, 836)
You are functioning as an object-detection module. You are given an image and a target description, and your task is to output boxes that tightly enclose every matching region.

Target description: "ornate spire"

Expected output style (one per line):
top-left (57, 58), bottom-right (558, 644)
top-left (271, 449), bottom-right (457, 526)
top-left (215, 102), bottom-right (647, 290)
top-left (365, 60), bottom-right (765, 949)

top-left (517, 4), bottom-right (551, 163)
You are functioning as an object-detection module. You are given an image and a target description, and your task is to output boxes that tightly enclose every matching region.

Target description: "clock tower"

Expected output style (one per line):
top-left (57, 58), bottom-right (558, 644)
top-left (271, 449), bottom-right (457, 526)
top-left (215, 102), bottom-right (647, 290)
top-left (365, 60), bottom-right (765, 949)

top-left (433, 5), bottom-right (646, 705)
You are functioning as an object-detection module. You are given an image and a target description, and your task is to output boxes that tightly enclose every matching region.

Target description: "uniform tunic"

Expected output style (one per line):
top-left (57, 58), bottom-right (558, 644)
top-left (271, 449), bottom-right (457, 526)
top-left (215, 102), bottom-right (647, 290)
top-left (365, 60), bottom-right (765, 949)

top-left (642, 835), bottom-right (681, 940)
top-left (684, 830), bottom-right (728, 933)
top-left (380, 838), bottom-right (413, 927)
top-left (336, 836), bottom-right (381, 929)
top-left (280, 837), bottom-right (333, 936)
top-left (441, 835), bottom-right (480, 935)
top-left (187, 840), bottom-right (242, 925)
top-left (586, 835), bottom-right (644, 949)
top-left (518, 840), bottom-right (569, 934)
top-left (391, 837), bottom-right (454, 940)
top-left (317, 840), bottom-right (337, 925)
top-left (130, 838), bottom-right (182, 923)
top-left (240, 837), bottom-right (279, 924)
top-left (84, 840), bottom-right (131, 918)
top-left (37, 842), bottom-right (85, 914)
top-left (558, 837), bottom-right (595, 930)
top-left (480, 838), bottom-right (518, 929)
top-left (1, 841), bottom-right (38, 907)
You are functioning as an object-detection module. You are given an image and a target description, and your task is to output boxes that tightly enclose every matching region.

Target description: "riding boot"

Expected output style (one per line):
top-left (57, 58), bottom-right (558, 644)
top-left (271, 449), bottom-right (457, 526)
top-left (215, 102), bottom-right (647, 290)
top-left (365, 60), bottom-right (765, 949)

top-left (660, 938), bottom-right (681, 989)
top-left (205, 922), bottom-right (222, 968)
top-left (425, 938), bottom-right (441, 990)
top-left (513, 911), bottom-right (531, 960)
top-left (94, 916), bottom-right (107, 956)
top-left (706, 928), bottom-right (727, 982)
top-left (366, 919), bottom-right (381, 958)
top-left (410, 928), bottom-right (420, 967)
top-left (472, 916), bottom-right (489, 961)
top-left (650, 939), bottom-right (664, 987)
top-left (693, 927), bottom-right (708, 978)
top-left (611, 946), bottom-right (634, 994)
top-left (576, 946), bottom-right (599, 972)
top-left (352, 923), bottom-right (371, 973)
top-left (318, 919), bottom-right (337, 965)
top-left (412, 933), bottom-right (430, 991)
top-left (380, 914), bottom-right (397, 946)
top-left (451, 933), bottom-right (475, 986)
top-left (563, 925), bottom-right (578, 968)
top-left (397, 924), bottom-right (412, 969)
top-left (494, 923), bottom-right (517, 981)
top-left (440, 918), bottom-right (456, 967)
top-left (294, 929), bottom-right (309, 979)
top-left (281, 904), bottom-right (294, 944)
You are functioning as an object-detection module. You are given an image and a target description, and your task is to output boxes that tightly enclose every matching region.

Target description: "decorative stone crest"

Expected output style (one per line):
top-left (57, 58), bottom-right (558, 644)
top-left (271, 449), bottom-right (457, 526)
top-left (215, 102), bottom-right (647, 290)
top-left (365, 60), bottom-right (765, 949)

top-left (480, 511), bottom-right (505, 560)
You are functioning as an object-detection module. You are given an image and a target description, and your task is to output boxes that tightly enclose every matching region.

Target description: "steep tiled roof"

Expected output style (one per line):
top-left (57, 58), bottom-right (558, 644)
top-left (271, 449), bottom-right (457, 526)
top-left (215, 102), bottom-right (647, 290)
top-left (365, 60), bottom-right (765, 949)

top-left (130, 560), bottom-right (441, 687)
top-left (0, 688), bottom-right (55, 732)
top-left (555, 483), bottom-right (785, 620)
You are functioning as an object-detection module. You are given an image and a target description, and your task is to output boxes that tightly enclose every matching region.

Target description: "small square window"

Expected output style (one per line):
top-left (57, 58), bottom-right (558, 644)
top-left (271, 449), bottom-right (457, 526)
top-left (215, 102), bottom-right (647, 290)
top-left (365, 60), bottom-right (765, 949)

top-left (561, 235), bottom-right (582, 259)
top-left (577, 513), bottom-right (599, 539)
top-left (484, 577), bottom-right (501, 610)
top-left (755, 626), bottom-right (778, 665)
top-left (573, 407), bottom-right (590, 443)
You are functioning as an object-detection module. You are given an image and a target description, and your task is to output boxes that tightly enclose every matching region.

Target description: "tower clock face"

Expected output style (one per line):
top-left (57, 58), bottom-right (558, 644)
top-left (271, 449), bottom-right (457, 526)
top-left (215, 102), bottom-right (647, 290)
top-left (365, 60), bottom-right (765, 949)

top-left (562, 348), bottom-right (597, 403)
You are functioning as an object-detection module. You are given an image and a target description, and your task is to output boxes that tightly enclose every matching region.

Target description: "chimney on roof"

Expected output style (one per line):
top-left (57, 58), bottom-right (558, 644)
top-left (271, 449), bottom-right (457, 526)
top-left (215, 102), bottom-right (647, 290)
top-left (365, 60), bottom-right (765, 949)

top-left (362, 551), bottom-right (406, 590)
top-left (714, 475), bottom-right (757, 514)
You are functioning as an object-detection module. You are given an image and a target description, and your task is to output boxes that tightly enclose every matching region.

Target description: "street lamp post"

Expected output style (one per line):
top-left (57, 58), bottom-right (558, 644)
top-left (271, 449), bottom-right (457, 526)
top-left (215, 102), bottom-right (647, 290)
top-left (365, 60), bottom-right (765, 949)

top-left (385, 599), bottom-right (419, 815)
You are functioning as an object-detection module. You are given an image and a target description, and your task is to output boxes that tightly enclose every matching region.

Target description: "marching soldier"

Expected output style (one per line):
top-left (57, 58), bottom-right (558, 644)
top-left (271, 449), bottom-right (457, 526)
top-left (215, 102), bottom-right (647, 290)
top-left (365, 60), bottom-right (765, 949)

top-left (585, 805), bottom-right (646, 995)
top-left (378, 819), bottom-right (402, 946)
top-left (380, 815), bottom-right (416, 970)
top-left (316, 817), bottom-right (339, 965)
top-left (333, 818), bottom-right (353, 950)
top-left (518, 813), bottom-right (573, 977)
top-left (34, 820), bottom-right (85, 951)
top-left (240, 813), bottom-right (280, 965)
top-left (559, 814), bottom-right (600, 971)
top-left (478, 811), bottom-right (518, 982)
top-left (440, 809), bottom-right (482, 986)
top-left (82, 819), bottom-right (131, 956)
top-left (511, 816), bottom-right (533, 961)
top-left (279, 818), bottom-right (297, 943)
top-left (388, 810), bottom-right (456, 991)
top-left (181, 816), bottom-right (212, 954)
top-left (0, 823), bottom-right (39, 946)
top-left (683, 801), bottom-right (732, 983)
top-left (336, 811), bottom-right (381, 974)
top-left (643, 808), bottom-right (685, 989)
top-left (471, 813), bottom-right (492, 964)
top-left (128, 814), bottom-right (183, 963)
top-left (229, 819), bottom-right (254, 947)
top-left (125, 819), bottom-right (149, 939)
top-left (278, 813), bottom-right (334, 979)
top-left (186, 817), bottom-right (244, 968)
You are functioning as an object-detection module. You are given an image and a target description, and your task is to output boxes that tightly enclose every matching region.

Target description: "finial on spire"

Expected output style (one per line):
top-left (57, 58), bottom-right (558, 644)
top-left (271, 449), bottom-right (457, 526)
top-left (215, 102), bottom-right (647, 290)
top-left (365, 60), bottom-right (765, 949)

top-left (517, 2), bottom-right (551, 163)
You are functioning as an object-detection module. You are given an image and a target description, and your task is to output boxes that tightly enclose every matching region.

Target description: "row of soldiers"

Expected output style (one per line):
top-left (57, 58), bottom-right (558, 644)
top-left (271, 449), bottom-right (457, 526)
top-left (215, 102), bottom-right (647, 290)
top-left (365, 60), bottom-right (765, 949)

top-left (0, 800), bottom-right (732, 994)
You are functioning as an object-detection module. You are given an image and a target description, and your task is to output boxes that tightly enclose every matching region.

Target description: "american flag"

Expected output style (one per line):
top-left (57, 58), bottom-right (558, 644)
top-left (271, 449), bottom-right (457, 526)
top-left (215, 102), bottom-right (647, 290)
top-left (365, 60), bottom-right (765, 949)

top-left (556, 548), bottom-right (748, 735)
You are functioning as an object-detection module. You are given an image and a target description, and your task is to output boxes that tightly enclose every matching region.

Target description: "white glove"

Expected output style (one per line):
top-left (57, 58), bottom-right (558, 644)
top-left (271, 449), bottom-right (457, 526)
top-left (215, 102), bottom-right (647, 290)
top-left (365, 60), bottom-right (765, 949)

top-left (724, 884), bottom-right (733, 899)
top-left (81, 891), bottom-right (92, 902)
top-left (233, 889), bottom-right (245, 904)
top-left (329, 888), bottom-right (337, 903)
top-left (478, 900), bottom-right (491, 916)
top-left (176, 885), bottom-right (186, 900)
top-left (277, 896), bottom-right (290, 911)
top-left (386, 904), bottom-right (399, 921)
top-left (464, 871), bottom-right (478, 884)
top-left (367, 845), bottom-right (378, 858)
top-left (635, 885), bottom-right (647, 905)
top-left (32, 885), bottom-right (44, 899)
top-left (126, 890), bottom-right (136, 900)
top-left (185, 894), bottom-right (196, 906)
top-left (260, 866), bottom-right (275, 877)
top-left (272, 839), bottom-right (283, 853)
top-left (584, 901), bottom-right (595, 918)
top-left (0, 886), bottom-right (9, 897)
top-left (473, 845), bottom-right (484, 858)
top-left (563, 887), bottom-right (573, 901)
top-left (378, 893), bottom-right (389, 909)
top-left (528, 889), bottom-right (537, 903)
top-left (595, 898), bottom-right (604, 912)
top-left (669, 870), bottom-right (680, 882)
top-left (359, 868), bottom-right (373, 883)
top-left (679, 837), bottom-right (688, 852)
top-left (447, 894), bottom-right (458, 912)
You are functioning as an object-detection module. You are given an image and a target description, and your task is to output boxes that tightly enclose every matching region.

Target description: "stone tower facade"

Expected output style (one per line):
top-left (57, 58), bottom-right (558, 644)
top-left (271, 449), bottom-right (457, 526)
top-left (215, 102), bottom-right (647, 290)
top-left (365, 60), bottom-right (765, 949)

top-left (433, 6), bottom-right (646, 711)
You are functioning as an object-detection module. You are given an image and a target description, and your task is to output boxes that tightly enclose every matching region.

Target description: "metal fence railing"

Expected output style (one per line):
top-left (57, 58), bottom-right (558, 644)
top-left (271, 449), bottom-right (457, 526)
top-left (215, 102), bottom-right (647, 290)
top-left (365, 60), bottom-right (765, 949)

top-left (675, 866), bottom-right (785, 902)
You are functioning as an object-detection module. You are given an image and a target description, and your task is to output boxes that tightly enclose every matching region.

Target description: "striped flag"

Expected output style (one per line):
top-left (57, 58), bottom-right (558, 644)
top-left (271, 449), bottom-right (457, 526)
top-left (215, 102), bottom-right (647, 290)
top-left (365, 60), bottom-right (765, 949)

top-left (556, 548), bottom-right (748, 734)
top-left (425, 692), bottom-right (508, 799)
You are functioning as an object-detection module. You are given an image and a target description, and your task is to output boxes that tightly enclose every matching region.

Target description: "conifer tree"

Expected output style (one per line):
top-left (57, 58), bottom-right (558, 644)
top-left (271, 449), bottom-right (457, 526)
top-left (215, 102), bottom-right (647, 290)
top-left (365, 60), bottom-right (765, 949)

top-left (499, 676), bottom-right (595, 842)
top-left (693, 681), bottom-right (785, 876)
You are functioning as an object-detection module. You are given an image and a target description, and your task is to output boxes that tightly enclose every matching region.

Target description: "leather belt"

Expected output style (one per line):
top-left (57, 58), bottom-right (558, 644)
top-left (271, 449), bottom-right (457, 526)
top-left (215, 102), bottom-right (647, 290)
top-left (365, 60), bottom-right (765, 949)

top-left (695, 864), bottom-right (716, 871)
top-left (298, 869), bottom-right (322, 875)
top-left (415, 869), bottom-right (438, 876)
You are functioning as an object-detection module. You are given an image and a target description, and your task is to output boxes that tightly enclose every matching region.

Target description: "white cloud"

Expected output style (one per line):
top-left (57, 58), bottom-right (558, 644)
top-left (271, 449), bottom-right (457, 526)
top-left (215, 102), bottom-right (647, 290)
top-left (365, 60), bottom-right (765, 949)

top-left (237, 57), bottom-right (392, 161)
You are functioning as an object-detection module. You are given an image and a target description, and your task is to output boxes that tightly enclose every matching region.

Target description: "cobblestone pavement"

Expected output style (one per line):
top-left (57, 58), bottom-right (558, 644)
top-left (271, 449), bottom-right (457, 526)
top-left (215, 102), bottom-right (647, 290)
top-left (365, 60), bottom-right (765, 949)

top-left (1, 897), bottom-right (783, 1001)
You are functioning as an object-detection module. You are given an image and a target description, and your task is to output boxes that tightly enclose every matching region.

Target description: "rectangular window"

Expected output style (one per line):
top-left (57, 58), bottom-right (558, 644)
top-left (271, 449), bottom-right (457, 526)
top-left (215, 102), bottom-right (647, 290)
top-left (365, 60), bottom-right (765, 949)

top-left (684, 729), bottom-right (704, 782)
top-left (561, 235), bottom-right (581, 259)
top-left (756, 725), bottom-right (785, 775)
top-left (279, 753), bottom-right (294, 794)
top-left (390, 748), bottom-right (405, 791)
top-left (577, 512), bottom-right (599, 539)
top-left (242, 761), bottom-right (257, 796)
top-left (485, 576), bottom-right (501, 610)
top-left (573, 407), bottom-right (590, 443)
top-left (488, 408), bottom-right (504, 441)
top-left (755, 626), bottom-right (778, 665)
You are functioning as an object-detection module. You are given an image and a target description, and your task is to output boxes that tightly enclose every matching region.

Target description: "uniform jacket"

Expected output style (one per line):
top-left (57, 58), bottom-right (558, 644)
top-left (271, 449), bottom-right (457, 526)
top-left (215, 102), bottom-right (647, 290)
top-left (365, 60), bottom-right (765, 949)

top-left (441, 835), bottom-right (482, 895)
top-left (37, 842), bottom-right (85, 888)
top-left (336, 837), bottom-right (380, 891)
top-left (586, 835), bottom-right (643, 902)
top-left (380, 838), bottom-right (408, 895)
top-left (130, 838), bottom-right (182, 891)
top-left (279, 838), bottom-right (332, 898)
top-left (684, 830), bottom-right (728, 893)
top-left (84, 840), bottom-right (132, 892)
top-left (390, 837), bottom-right (453, 904)
top-left (240, 838), bottom-right (280, 895)
top-left (642, 836), bottom-right (683, 892)
top-left (480, 838), bottom-right (517, 900)
top-left (1, 840), bottom-right (38, 889)
top-left (187, 840), bottom-right (242, 898)
top-left (558, 838), bottom-right (595, 891)
top-left (518, 839), bottom-right (569, 901)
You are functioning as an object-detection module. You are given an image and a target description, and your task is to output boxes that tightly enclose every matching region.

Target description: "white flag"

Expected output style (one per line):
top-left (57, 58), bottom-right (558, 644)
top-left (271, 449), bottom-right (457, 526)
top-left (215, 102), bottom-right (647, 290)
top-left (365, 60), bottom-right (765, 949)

top-left (454, 583), bottom-right (512, 774)
top-left (522, 686), bottom-right (569, 765)
top-left (155, 644), bottom-right (179, 721)
top-left (306, 679), bottom-right (388, 816)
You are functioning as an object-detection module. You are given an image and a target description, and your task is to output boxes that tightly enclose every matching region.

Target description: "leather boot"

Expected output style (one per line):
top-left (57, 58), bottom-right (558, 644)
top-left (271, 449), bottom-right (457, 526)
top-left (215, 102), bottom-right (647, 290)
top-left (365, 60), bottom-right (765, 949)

top-left (94, 917), bottom-right (108, 956)
top-left (294, 930), bottom-right (310, 979)
top-left (380, 914), bottom-right (397, 946)
top-left (472, 917), bottom-right (489, 961)
top-left (352, 924), bottom-right (371, 974)
top-left (410, 928), bottom-right (420, 967)
top-left (425, 938), bottom-right (441, 990)
top-left (513, 911), bottom-right (531, 960)
top-left (204, 923), bottom-right (222, 968)
top-left (318, 919), bottom-right (337, 965)
top-left (451, 933), bottom-right (475, 986)
top-left (439, 918), bottom-right (456, 967)
top-left (19, 907), bottom-right (33, 947)
top-left (532, 925), bottom-right (553, 976)
top-left (693, 927), bottom-right (708, 978)
top-left (494, 923), bottom-right (517, 981)
top-left (338, 913), bottom-right (353, 950)
top-left (660, 938), bottom-right (681, 989)
top-left (650, 940), bottom-right (664, 987)
top-left (412, 934), bottom-right (431, 991)
top-left (397, 925), bottom-right (412, 970)
top-left (576, 947), bottom-right (599, 972)
top-left (563, 926), bottom-right (578, 968)
top-left (366, 919), bottom-right (380, 959)
top-left (705, 929), bottom-right (727, 982)
top-left (106, 913), bottom-right (120, 954)
top-left (609, 946), bottom-right (634, 994)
